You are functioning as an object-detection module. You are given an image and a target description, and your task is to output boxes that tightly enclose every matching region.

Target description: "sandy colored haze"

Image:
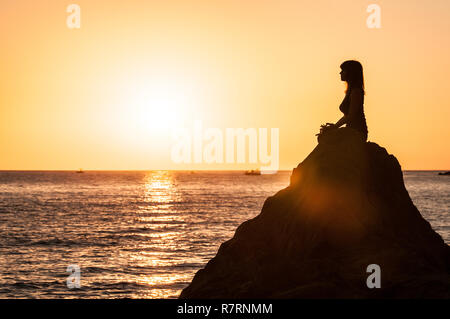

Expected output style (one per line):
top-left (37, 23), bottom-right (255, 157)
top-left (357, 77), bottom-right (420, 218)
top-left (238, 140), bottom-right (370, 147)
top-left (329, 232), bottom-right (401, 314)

top-left (1, 0), bottom-right (449, 170)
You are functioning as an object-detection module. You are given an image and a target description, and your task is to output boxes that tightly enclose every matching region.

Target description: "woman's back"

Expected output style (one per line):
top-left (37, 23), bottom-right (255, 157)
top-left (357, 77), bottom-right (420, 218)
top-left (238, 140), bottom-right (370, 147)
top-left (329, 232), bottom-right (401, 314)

top-left (339, 88), bottom-right (368, 141)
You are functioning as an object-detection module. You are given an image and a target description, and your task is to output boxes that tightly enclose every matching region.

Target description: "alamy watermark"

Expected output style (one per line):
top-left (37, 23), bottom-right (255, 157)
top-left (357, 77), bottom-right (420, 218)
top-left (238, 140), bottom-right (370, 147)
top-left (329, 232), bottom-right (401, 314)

top-left (171, 121), bottom-right (279, 172)
top-left (366, 264), bottom-right (381, 288)
top-left (66, 4), bottom-right (81, 29)
top-left (65, 4), bottom-right (381, 30)
top-left (66, 264), bottom-right (81, 289)
top-left (367, 4), bottom-right (381, 29)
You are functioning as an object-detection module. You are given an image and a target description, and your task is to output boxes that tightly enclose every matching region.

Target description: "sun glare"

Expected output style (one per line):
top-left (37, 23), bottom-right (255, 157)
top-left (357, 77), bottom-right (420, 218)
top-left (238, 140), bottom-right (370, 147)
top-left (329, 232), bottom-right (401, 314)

top-left (115, 70), bottom-right (202, 139)
top-left (130, 84), bottom-right (185, 131)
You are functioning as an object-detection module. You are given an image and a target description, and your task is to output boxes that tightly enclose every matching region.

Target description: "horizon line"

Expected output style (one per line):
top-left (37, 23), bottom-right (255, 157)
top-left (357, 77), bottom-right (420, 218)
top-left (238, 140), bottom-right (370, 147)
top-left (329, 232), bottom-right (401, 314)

top-left (0, 169), bottom-right (448, 172)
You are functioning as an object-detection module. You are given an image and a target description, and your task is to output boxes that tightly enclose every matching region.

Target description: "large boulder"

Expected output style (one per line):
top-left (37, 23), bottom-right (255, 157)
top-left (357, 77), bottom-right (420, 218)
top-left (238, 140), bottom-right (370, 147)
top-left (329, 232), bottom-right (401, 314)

top-left (180, 128), bottom-right (450, 298)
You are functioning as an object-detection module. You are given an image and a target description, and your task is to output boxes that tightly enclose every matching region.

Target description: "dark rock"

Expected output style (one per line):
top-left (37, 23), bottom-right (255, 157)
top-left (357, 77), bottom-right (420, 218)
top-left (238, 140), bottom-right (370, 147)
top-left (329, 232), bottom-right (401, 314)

top-left (180, 128), bottom-right (450, 298)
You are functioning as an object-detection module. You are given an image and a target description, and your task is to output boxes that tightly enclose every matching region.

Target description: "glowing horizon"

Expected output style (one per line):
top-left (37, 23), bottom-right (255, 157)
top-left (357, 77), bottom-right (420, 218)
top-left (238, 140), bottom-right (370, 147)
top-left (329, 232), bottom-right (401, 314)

top-left (1, 0), bottom-right (449, 170)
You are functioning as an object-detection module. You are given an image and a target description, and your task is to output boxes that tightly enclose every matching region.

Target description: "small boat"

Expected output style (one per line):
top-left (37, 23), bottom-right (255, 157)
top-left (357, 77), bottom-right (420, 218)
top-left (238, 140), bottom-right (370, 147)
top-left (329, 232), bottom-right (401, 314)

top-left (245, 169), bottom-right (261, 175)
top-left (76, 169), bottom-right (84, 174)
top-left (438, 171), bottom-right (450, 176)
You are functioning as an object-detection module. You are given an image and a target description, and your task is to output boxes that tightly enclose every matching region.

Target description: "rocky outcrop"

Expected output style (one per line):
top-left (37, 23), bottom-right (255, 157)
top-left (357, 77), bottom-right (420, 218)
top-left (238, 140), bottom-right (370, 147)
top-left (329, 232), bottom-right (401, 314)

top-left (180, 128), bottom-right (450, 298)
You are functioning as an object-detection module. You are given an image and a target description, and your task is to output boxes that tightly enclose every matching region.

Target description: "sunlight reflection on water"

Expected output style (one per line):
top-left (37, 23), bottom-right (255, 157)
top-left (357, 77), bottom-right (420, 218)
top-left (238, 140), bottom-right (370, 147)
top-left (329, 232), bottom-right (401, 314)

top-left (0, 170), bottom-right (447, 298)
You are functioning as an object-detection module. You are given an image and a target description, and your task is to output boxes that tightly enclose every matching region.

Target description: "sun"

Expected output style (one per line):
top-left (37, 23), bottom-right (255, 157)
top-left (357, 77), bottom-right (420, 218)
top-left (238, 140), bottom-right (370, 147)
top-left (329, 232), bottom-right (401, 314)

top-left (109, 68), bottom-right (206, 148)
top-left (124, 77), bottom-right (194, 134)
top-left (132, 88), bottom-right (181, 130)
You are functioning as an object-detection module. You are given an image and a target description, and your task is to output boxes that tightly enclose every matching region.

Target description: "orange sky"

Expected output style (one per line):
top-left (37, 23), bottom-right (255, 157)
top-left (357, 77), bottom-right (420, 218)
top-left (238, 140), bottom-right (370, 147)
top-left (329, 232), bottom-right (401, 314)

top-left (1, 0), bottom-right (449, 170)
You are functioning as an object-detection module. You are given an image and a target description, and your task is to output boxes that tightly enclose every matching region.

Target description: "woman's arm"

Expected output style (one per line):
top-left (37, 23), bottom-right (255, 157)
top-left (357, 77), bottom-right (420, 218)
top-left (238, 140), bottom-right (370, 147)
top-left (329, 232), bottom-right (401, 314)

top-left (347, 88), bottom-right (363, 123)
top-left (334, 115), bottom-right (347, 128)
top-left (334, 89), bottom-right (363, 128)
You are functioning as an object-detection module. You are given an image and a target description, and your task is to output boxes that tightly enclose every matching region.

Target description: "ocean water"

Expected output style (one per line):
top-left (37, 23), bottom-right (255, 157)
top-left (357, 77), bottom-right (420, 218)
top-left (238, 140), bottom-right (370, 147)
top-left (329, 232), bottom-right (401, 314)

top-left (0, 170), bottom-right (448, 298)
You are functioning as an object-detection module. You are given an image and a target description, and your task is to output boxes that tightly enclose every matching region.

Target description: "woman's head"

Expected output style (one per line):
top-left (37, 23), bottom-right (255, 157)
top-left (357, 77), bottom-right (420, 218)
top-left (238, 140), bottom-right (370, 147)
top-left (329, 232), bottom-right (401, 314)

top-left (340, 60), bottom-right (364, 93)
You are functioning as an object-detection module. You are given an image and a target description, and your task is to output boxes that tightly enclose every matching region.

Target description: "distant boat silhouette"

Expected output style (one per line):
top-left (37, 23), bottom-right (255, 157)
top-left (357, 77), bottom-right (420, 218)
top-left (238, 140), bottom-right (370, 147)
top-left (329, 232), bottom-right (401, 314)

top-left (76, 169), bottom-right (84, 173)
top-left (438, 171), bottom-right (450, 176)
top-left (245, 169), bottom-right (261, 176)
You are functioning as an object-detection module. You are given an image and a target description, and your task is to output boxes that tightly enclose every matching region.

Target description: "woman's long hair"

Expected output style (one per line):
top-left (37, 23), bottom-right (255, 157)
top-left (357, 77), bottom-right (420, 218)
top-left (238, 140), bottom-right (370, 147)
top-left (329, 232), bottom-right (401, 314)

top-left (341, 60), bottom-right (365, 94)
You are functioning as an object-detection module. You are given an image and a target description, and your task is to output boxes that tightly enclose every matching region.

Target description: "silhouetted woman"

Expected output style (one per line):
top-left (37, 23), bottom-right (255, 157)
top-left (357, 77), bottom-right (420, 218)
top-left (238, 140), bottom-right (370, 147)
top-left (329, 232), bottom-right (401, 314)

top-left (322, 60), bottom-right (368, 141)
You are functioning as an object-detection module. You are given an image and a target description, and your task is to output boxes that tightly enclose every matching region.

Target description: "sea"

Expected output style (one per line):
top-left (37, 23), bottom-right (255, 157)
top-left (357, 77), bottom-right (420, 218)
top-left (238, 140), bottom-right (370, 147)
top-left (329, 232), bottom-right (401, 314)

top-left (0, 170), bottom-right (448, 298)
